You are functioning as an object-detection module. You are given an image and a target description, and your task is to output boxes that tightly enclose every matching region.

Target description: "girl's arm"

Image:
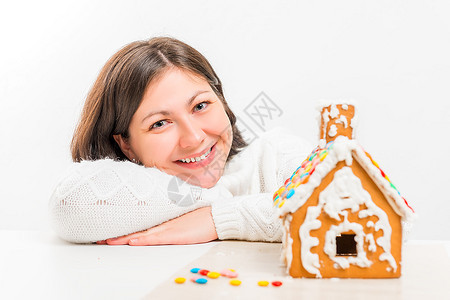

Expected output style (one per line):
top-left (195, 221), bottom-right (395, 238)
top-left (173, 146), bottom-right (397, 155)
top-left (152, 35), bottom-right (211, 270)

top-left (211, 193), bottom-right (282, 242)
top-left (48, 158), bottom-right (230, 244)
top-left (101, 193), bottom-right (281, 246)
top-left (100, 206), bottom-right (218, 245)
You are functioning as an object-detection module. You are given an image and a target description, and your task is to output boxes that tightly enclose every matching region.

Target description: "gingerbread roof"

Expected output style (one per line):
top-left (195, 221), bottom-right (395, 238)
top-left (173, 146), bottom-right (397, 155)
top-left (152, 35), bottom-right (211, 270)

top-left (273, 135), bottom-right (415, 222)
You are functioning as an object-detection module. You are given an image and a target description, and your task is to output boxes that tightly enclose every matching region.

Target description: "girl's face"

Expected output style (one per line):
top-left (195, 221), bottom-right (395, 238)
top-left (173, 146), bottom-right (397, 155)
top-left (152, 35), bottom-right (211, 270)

top-left (116, 67), bottom-right (232, 188)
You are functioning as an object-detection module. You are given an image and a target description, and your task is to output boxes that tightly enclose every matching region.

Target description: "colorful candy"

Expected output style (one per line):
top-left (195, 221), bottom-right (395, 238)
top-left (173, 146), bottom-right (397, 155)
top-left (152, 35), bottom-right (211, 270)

top-left (229, 279), bottom-right (241, 286)
top-left (257, 280), bottom-right (269, 286)
top-left (191, 276), bottom-right (207, 284)
top-left (286, 189), bottom-right (295, 199)
top-left (198, 269), bottom-right (209, 276)
top-left (271, 281), bottom-right (283, 287)
top-left (365, 151), bottom-right (412, 211)
top-left (207, 271), bottom-right (220, 279)
top-left (174, 277), bottom-right (186, 284)
top-left (190, 268), bottom-right (200, 273)
top-left (272, 141), bottom-right (336, 209)
top-left (220, 269), bottom-right (238, 278)
top-left (273, 139), bottom-right (412, 215)
top-left (195, 278), bottom-right (208, 284)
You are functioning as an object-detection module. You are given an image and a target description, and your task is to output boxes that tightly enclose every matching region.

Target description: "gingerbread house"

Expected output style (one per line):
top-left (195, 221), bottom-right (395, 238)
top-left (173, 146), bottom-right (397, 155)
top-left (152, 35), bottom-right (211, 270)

top-left (273, 102), bottom-right (415, 278)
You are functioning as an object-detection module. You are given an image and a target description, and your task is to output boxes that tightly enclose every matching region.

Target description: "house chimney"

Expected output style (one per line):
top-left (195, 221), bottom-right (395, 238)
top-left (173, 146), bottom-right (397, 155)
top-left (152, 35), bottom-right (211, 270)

top-left (319, 103), bottom-right (356, 144)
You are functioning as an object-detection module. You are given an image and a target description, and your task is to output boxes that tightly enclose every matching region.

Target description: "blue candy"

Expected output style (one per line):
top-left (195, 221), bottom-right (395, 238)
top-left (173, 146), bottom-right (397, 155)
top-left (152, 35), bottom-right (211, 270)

top-left (195, 278), bottom-right (208, 284)
top-left (286, 189), bottom-right (295, 199)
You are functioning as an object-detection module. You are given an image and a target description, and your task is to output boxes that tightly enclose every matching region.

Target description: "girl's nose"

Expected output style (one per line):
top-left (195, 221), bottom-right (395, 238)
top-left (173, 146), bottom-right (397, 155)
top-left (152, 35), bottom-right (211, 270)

top-left (178, 120), bottom-right (206, 149)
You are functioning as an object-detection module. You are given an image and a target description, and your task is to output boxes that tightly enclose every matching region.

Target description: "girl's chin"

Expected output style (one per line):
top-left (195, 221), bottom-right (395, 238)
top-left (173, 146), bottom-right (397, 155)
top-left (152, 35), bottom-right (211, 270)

top-left (178, 171), bottom-right (222, 188)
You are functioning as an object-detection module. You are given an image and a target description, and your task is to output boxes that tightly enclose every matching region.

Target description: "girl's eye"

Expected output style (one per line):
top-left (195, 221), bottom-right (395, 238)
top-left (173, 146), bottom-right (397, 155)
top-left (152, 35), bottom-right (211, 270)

top-left (194, 101), bottom-right (210, 112)
top-left (150, 120), bottom-right (167, 130)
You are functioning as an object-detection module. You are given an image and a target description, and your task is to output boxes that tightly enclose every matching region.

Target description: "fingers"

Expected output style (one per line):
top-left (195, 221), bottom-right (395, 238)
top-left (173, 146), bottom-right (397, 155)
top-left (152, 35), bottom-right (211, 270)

top-left (106, 236), bottom-right (135, 245)
top-left (128, 235), bottom-right (164, 246)
top-left (128, 229), bottom-right (191, 246)
top-left (127, 230), bottom-right (169, 246)
top-left (96, 240), bottom-right (107, 245)
top-left (104, 227), bottom-right (158, 245)
top-left (106, 231), bottom-right (145, 245)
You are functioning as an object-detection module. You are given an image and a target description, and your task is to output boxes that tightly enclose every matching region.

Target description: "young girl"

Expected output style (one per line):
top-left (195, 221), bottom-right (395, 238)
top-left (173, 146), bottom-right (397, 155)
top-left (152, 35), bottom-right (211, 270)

top-left (48, 37), bottom-right (312, 246)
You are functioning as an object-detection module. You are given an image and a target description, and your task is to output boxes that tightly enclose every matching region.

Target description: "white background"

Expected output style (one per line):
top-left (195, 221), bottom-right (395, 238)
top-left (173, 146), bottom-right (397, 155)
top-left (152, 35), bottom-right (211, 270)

top-left (1, 0), bottom-right (449, 240)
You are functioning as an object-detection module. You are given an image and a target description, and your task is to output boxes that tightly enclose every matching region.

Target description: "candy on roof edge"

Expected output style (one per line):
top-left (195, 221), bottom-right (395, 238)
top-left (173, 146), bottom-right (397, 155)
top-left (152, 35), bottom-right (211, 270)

top-left (273, 136), bottom-right (415, 223)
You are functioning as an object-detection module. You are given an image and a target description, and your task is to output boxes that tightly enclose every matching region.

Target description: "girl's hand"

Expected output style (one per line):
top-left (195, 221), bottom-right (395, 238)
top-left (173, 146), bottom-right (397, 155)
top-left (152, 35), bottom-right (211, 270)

top-left (96, 206), bottom-right (218, 246)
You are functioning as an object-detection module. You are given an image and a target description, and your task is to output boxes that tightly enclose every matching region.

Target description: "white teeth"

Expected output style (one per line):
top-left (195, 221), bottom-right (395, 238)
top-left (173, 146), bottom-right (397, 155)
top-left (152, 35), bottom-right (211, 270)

top-left (179, 147), bottom-right (212, 163)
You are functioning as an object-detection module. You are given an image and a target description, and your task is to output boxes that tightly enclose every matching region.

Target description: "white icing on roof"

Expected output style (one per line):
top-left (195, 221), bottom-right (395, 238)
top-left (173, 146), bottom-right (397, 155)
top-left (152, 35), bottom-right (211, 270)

top-left (278, 136), bottom-right (415, 223)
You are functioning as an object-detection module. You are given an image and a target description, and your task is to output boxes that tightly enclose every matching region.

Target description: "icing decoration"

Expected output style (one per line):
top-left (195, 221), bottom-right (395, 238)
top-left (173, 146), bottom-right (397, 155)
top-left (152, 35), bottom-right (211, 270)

top-left (335, 115), bottom-right (348, 128)
top-left (276, 103), bottom-right (414, 278)
top-left (299, 167), bottom-right (397, 277)
top-left (328, 125), bottom-right (338, 137)
top-left (273, 136), bottom-right (413, 219)
top-left (317, 101), bottom-right (357, 140)
top-left (273, 135), bottom-right (415, 275)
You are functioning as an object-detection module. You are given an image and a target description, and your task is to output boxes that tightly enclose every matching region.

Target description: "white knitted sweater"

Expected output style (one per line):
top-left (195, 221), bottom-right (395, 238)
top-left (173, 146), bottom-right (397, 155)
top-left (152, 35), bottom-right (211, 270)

top-left (48, 127), bottom-right (312, 244)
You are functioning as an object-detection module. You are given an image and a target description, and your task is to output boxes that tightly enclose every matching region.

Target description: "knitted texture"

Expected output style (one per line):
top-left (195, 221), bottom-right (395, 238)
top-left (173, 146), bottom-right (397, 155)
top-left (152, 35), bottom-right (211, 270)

top-left (212, 127), bottom-right (312, 242)
top-left (48, 127), bottom-right (312, 244)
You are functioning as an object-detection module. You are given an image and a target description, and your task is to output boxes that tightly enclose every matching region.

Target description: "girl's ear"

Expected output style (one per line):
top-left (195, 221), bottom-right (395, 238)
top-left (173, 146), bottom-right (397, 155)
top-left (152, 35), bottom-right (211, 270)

top-left (113, 134), bottom-right (137, 161)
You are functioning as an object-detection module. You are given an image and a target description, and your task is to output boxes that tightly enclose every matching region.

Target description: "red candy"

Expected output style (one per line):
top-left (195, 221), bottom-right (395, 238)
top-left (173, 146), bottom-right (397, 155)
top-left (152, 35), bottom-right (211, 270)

top-left (199, 269), bottom-right (209, 276)
top-left (271, 281), bottom-right (282, 287)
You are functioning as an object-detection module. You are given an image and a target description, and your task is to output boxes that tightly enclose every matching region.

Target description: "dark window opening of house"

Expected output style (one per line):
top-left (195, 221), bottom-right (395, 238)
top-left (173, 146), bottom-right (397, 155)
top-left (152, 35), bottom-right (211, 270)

top-left (336, 234), bottom-right (357, 256)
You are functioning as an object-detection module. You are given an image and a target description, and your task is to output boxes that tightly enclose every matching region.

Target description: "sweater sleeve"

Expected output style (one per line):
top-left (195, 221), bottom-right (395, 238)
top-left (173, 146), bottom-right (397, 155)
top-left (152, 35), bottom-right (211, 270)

top-left (210, 128), bottom-right (313, 243)
top-left (211, 193), bottom-right (282, 242)
top-left (48, 159), bottom-right (231, 244)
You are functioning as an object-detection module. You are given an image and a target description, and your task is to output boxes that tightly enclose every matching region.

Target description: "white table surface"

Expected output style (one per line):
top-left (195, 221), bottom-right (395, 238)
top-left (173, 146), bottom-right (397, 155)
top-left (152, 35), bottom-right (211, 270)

top-left (0, 230), bottom-right (449, 300)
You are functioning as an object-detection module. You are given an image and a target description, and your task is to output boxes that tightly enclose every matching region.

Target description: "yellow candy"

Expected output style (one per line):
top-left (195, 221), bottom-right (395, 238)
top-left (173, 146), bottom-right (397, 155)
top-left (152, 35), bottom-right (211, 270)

top-left (230, 279), bottom-right (241, 286)
top-left (207, 272), bottom-right (220, 279)
top-left (258, 280), bottom-right (269, 286)
top-left (174, 277), bottom-right (186, 284)
top-left (273, 198), bottom-right (280, 206)
top-left (372, 160), bottom-right (380, 168)
top-left (304, 164), bottom-right (312, 173)
top-left (229, 269), bottom-right (235, 272)
top-left (278, 200), bottom-right (285, 208)
top-left (319, 151), bottom-right (328, 161)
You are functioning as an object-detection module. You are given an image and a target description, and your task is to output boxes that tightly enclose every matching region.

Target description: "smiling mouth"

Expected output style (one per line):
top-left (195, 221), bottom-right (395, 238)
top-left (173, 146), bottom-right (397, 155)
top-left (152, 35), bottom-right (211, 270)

top-left (177, 146), bottom-right (213, 163)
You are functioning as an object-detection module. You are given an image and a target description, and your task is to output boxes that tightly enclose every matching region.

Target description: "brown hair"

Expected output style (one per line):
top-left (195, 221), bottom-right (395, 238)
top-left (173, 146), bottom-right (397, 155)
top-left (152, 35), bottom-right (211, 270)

top-left (71, 36), bottom-right (247, 162)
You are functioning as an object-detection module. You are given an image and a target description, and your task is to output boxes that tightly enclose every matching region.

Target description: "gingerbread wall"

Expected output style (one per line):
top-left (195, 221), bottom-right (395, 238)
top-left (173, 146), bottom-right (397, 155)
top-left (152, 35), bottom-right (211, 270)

top-left (288, 158), bottom-right (403, 278)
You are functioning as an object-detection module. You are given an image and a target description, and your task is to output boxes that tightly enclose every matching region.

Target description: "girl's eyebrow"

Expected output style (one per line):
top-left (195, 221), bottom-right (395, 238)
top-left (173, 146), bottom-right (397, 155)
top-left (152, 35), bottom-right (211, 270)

top-left (141, 90), bottom-right (210, 123)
